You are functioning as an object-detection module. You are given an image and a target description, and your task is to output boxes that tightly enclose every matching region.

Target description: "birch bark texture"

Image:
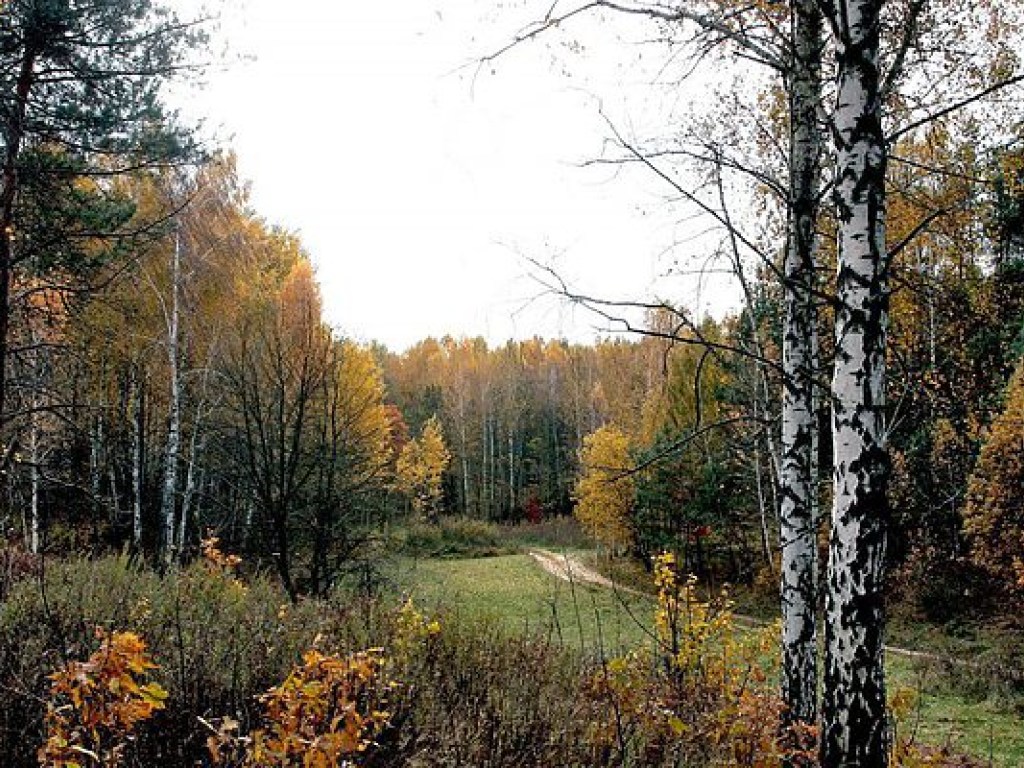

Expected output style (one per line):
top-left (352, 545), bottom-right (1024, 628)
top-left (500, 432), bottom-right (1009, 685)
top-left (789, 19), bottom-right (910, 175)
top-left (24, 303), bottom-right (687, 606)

top-left (779, 0), bottom-right (823, 727)
top-left (160, 230), bottom-right (183, 565)
top-left (820, 0), bottom-right (890, 763)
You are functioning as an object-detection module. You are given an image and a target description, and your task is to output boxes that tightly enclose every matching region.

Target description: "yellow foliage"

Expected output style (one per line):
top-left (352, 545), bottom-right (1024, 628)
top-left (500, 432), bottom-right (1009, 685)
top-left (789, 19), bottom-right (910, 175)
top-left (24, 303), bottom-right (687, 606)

top-left (962, 361), bottom-right (1024, 595)
top-left (582, 553), bottom-right (808, 766)
top-left (394, 415), bottom-right (450, 520)
top-left (391, 598), bottom-right (442, 664)
top-left (202, 535), bottom-right (243, 571)
top-left (209, 600), bottom-right (441, 767)
top-left (39, 629), bottom-right (168, 768)
top-left (331, 341), bottom-right (394, 483)
top-left (243, 650), bottom-right (392, 768)
top-left (573, 425), bottom-right (635, 549)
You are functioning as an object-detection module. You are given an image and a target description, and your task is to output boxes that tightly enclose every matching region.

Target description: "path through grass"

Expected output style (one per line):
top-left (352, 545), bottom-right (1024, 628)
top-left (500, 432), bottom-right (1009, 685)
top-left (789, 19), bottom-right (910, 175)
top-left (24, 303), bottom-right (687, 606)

top-left (397, 551), bottom-right (1024, 766)
top-left (395, 553), bottom-right (654, 654)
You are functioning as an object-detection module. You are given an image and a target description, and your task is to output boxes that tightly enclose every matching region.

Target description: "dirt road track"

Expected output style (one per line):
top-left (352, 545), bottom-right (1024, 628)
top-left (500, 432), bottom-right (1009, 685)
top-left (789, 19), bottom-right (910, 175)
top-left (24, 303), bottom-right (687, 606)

top-left (527, 549), bottom-right (950, 663)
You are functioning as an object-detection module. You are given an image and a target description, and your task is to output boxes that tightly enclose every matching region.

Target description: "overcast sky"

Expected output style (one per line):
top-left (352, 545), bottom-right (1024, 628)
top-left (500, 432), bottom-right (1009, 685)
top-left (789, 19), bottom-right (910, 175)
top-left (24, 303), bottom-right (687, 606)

top-left (172, 0), bottom-right (739, 350)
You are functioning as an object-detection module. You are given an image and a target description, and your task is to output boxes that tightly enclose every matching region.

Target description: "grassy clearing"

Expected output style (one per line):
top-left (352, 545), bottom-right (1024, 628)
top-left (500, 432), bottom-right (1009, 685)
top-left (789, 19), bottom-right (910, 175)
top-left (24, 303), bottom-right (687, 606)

top-left (394, 553), bottom-right (655, 654)
top-left (400, 550), bottom-right (1024, 767)
top-left (889, 655), bottom-right (1024, 766)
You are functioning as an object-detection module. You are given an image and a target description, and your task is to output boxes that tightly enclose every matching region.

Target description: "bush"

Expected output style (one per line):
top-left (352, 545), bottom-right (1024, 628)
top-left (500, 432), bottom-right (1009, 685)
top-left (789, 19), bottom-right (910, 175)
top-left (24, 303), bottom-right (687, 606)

top-left (0, 541), bottom-right (40, 601)
top-left (898, 548), bottom-right (997, 624)
top-left (40, 629), bottom-right (167, 767)
top-left (0, 555), bottom-right (333, 766)
top-left (496, 516), bottom-right (591, 551)
top-left (393, 517), bottom-right (509, 559)
top-left (3, 550), bottom-right (991, 767)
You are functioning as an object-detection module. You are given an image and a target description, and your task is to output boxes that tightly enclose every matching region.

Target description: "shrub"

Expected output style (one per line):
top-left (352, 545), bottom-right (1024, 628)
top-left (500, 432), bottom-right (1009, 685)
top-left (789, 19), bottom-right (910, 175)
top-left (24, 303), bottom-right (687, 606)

top-left (243, 649), bottom-right (392, 766)
top-left (394, 517), bottom-right (507, 559)
top-left (495, 516), bottom-right (591, 551)
top-left (578, 552), bottom-right (802, 767)
top-left (0, 556), bottom-right (331, 766)
top-left (39, 629), bottom-right (168, 767)
top-left (0, 540), bottom-right (40, 601)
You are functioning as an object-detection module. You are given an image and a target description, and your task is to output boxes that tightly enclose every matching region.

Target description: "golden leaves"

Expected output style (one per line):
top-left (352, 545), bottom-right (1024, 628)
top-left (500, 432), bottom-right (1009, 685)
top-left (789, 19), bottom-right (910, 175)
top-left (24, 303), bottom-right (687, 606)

top-left (39, 630), bottom-right (168, 768)
top-left (962, 361), bottom-right (1024, 596)
top-left (581, 552), bottom-right (801, 766)
top-left (573, 425), bottom-right (635, 549)
top-left (394, 415), bottom-right (451, 519)
top-left (242, 649), bottom-right (392, 768)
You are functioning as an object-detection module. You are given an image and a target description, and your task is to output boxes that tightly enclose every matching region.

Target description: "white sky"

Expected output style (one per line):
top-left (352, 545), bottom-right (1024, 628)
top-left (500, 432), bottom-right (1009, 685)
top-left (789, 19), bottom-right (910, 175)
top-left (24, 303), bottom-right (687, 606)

top-left (172, 0), bottom-right (741, 350)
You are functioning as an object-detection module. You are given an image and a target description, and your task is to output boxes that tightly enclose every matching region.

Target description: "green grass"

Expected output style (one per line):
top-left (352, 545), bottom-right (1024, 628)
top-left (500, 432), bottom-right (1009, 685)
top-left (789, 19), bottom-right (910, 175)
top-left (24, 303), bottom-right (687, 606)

top-left (394, 553), bottom-right (655, 654)
top-left (397, 549), bottom-right (1024, 766)
top-left (889, 654), bottom-right (1024, 766)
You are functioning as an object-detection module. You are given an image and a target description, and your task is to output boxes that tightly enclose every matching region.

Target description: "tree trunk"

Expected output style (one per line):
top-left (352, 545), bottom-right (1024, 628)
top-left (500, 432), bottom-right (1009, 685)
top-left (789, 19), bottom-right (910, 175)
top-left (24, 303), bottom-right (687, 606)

top-left (178, 375), bottom-right (210, 557)
top-left (90, 414), bottom-right (103, 539)
top-left (131, 365), bottom-right (145, 550)
top-left (0, 46), bottom-right (37, 435)
top-left (29, 408), bottom-right (39, 554)
top-left (821, 0), bottom-right (890, 763)
top-left (160, 230), bottom-right (183, 565)
top-left (780, 0), bottom-right (824, 729)
top-left (507, 428), bottom-right (515, 517)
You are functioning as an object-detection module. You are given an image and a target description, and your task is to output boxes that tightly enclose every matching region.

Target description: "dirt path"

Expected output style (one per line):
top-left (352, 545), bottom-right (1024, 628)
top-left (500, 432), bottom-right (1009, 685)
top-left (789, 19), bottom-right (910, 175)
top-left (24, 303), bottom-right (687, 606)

top-left (527, 549), bottom-right (644, 596)
top-left (527, 549), bottom-right (949, 664)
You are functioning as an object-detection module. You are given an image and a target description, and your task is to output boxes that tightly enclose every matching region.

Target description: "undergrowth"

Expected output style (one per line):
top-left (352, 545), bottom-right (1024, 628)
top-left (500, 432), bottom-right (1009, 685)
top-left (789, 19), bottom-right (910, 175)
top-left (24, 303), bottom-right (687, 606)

top-left (0, 540), bottom-right (997, 767)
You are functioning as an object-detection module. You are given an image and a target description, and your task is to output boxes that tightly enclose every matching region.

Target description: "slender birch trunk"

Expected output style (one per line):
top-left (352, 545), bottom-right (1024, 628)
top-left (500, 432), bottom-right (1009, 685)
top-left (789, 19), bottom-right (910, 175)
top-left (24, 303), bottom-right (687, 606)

top-left (160, 230), bottom-right (183, 565)
top-left (178, 366), bottom-right (212, 556)
top-left (29, 407), bottom-right (39, 554)
top-left (507, 428), bottom-right (515, 515)
top-left (780, 0), bottom-right (824, 728)
top-left (821, 0), bottom-right (890, 762)
top-left (131, 365), bottom-right (144, 549)
top-left (178, 428), bottom-right (203, 556)
top-left (90, 414), bottom-right (103, 531)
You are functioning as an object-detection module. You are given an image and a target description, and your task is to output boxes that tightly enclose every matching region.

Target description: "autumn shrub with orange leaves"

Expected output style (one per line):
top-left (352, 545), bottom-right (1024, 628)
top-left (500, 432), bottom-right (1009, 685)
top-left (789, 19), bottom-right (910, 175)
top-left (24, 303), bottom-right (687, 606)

top-left (39, 629), bottom-right (168, 768)
top-left (205, 598), bottom-right (439, 767)
top-left (202, 534), bottom-right (243, 572)
top-left (240, 649), bottom-right (392, 767)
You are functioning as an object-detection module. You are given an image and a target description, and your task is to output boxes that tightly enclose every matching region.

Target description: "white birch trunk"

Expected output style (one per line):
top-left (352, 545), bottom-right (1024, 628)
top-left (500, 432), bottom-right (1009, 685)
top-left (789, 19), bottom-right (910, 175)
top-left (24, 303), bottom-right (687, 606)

top-left (507, 428), bottom-right (515, 515)
top-left (779, 0), bottom-right (823, 728)
top-left (90, 414), bottom-right (102, 528)
top-left (131, 365), bottom-right (144, 549)
top-left (821, 0), bottom-right (890, 762)
top-left (178, 369), bottom-right (211, 556)
top-left (160, 230), bottom-right (183, 565)
top-left (178, 429), bottom-right (201, 555)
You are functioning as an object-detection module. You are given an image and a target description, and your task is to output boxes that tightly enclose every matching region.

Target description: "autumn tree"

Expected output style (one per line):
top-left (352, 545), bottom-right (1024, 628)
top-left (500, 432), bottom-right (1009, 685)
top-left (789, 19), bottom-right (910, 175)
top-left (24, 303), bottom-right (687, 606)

top-left (962, 360), bottom-right (1024, 599)
top-left (0, 0), bottom-right (204, 440)
top-left (395, 415), bottom-right (451, 523)
top-left (573, 424), bottom-right (634, 551)
top-left (215, 231), bottom-right (393, 597)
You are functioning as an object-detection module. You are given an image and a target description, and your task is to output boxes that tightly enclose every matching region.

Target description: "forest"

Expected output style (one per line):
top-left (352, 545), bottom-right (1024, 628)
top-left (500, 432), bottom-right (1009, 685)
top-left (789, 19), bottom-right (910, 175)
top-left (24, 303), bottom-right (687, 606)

top-left (1, 0), bottom-right (1024, 766)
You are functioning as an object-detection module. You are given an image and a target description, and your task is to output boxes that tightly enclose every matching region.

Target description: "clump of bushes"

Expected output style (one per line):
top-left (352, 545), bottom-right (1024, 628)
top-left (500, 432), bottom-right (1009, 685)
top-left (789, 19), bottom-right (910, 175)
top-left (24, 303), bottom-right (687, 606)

top-left (0, 540), bottom-right (40, 600)
top-left (392, 517), bottom-right (509, 559)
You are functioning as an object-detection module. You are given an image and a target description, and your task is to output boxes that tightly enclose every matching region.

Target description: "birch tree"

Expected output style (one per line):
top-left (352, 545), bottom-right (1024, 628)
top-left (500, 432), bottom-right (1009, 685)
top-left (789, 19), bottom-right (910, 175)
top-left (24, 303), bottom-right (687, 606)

top-left (779, 0), bottom-right (824, 729)
top-left (818, 0), bottom-right (890, 762)
top-left (488, 0), bottom-right (826, 726)
top-left (0, 0), bottom-right (202, 440)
